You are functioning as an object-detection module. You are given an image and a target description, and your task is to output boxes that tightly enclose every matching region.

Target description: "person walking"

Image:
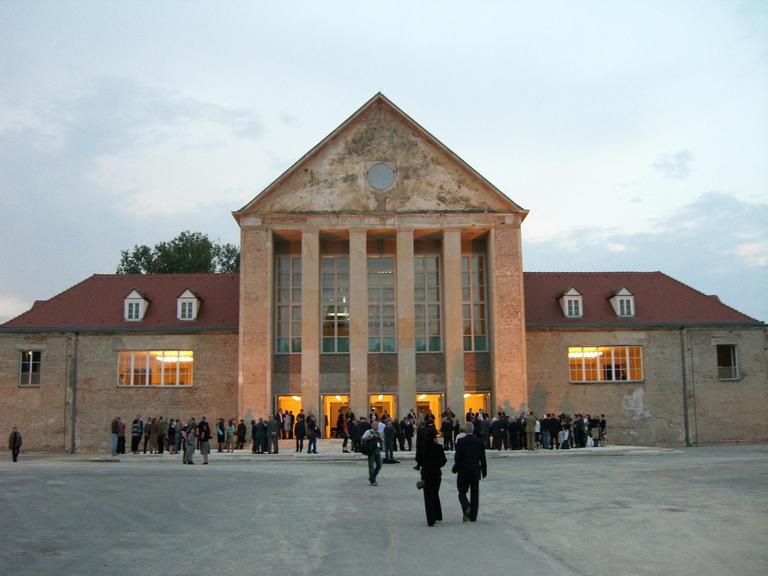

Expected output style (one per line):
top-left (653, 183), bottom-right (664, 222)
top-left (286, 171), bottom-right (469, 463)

top-left (453, 421), bottom-right (487, 522)
top-left (420, 427), bottom-right (447, 526)
top-left (8, 426), bottom-right (22, 462)
top-left (361, 423), bottom-right (383, 486)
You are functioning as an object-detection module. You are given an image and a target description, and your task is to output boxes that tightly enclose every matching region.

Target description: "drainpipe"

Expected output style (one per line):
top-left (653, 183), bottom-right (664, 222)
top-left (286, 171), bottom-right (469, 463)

top-left (69, 332), bottom-right (79, 453)
top-left (679, 327), bottom-right (691, 447)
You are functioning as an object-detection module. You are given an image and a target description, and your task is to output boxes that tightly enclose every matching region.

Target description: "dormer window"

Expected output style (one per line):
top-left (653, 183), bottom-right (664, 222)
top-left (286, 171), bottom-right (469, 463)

top-left (610, 288), bottom-right (635, 318)
top-left (177, 289), bottom-right (199, 321)
top-left (559, 288), bottom-right (583, 318)
top-left (124, 290), bottom-right (148, 322)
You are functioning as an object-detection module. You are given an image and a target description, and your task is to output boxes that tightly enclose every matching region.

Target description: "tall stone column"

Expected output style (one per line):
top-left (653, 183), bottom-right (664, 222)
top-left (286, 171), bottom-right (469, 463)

top-left (239, 223), bottom-right (273, 420)
top-left (396, 229), bottom-right (415, 419)
top-left (489, 218), bottom-right (527, 414)
top-left (442, 228), bottom-right (465, 417)
top-left (301, 230), bottom-right (320, 418)
top-left (349, 229), bottom-right (368, 418)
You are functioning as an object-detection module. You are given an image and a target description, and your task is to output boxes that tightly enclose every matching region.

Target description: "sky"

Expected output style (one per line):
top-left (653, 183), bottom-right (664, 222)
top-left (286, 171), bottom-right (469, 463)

top-left (0, 0), bottom-right (766, 322)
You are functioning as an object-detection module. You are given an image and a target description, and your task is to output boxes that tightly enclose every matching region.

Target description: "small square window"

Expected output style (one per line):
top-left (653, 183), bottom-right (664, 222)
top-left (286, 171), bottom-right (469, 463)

top-left (716, 344), bottom-right (739, 380)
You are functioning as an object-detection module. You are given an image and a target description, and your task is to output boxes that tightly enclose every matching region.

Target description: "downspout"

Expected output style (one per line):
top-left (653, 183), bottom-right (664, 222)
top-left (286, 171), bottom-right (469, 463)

top-left (679, 327), bottom-right (691, 447)
top-left (69, 332), bottom-right (79, 453)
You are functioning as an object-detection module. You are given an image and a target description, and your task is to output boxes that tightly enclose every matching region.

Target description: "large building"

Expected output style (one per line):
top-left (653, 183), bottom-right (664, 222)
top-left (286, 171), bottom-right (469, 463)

top-left (1, 94), bottom-right (765, 451)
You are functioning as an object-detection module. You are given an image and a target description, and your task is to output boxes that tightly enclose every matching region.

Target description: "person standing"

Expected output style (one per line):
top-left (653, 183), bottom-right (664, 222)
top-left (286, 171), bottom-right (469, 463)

top-left (253, 418), bottom-right (265, 454)
top-left (183, 418), bottom-right (197, 464)
top-left (361, 422), bottom-right (383, 486)
top-left (130, 417), bottom-right (143, 454)
top-left (268, 414), bottom-right (280, 454)
top-left (236, 419), bottom-right (247, 450)
top-left (198, 416), bottom-right (211, 464)
top-left (110, 417), bottom-right (119, 456)
top-left (525, 412), bottom-right (537, 451)
top-left (383, 418), bottom-right (397, 463)
top-left (216, 418), bottom-right (226, 452)
top-left (420, 427), bottom-right (447, 526)
top-left (306, 413), bottom-right (318, 454)
top-left (142, 415), bottom-right (151, 454)
top-left (8, 426), bottom-right (22, 462)
top-left (440, 416), bottom-right (454, 451)
top-left (117, 417), bottom-right (127, 454)
top-left (294, 412), bottom-right (306, 453)
top-left (158, 416), bottom-right (167, 454)
top-left (453, 421), bottom-right (487, 522)
top-left (168, 419), bottom-right (178, 454)
top-left (226, 419), bottom-right (236, 452)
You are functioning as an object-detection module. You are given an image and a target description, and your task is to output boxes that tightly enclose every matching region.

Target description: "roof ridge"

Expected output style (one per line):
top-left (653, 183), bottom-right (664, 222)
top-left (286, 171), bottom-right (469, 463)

top-left (523, 271), bottom-right (662, 275)
top-left (92, 273), bottom-right (240, 278)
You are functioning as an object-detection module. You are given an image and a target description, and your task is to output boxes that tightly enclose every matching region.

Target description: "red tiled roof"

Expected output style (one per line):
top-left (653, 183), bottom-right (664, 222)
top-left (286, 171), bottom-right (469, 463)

top-left (1, 271), bottom-right (760, 332)
top-left (1, 274), bottom-right (239, 331)
top-left (524, 272), bottom-right (761, 327)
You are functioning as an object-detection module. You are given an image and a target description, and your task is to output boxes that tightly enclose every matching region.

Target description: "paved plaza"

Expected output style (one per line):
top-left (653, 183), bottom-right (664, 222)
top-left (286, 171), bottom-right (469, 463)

top-left (1, 443), bottom-right (766, 576)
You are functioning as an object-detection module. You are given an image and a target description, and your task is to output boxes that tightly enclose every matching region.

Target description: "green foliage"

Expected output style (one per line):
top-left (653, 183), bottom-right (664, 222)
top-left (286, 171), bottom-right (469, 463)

top-left (116, 231), bottom-right (240, 274)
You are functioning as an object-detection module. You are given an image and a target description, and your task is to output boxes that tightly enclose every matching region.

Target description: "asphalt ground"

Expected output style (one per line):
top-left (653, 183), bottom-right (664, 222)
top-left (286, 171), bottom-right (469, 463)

top-left (1, 443), bottom-right (766, 576)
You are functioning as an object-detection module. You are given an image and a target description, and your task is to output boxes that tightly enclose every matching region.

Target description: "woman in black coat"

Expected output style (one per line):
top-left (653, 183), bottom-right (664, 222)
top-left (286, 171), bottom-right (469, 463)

top-left (420, 427), bottom-right (447, 526)
top-left (294, 414), bottom-right (306, 453)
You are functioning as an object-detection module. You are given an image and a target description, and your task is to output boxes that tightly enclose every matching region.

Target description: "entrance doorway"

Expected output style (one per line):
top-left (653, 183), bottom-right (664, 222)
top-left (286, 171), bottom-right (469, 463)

top-left (416, 393), bottom-right (443, 424)
top-left (276, 395), bottom-right (302, 426)
top-left (322, 394), bottom-right (349, 438)
top-left (369, 394), bottom-right (397, 421)
top-left (463, 392), bottom-right (490, 419)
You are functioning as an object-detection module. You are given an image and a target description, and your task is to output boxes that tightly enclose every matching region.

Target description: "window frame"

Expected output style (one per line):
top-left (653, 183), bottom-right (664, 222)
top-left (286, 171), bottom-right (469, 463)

top-left (367, 255), bottom-right (397, 353)
top-left (461, 253), bottom-right (488, 352)
top-left (321, 255), bottom-right (350, 354)
top-left (275, 255), bottom-right (302, 354)
top-left (617, 296), bottom-right (634, 317)
top-left (565, 296), bottom-right (582, 318)
top-left (414, 254), bottom-right (442, 353)
top-left (715, 344), bottom-right (739, 381)
top-left (568, 345), bottom-right (644, 383)
top-left (116, 350), bottom-right (194, 387)
top-left (19, 349), bottom-right (42, 387)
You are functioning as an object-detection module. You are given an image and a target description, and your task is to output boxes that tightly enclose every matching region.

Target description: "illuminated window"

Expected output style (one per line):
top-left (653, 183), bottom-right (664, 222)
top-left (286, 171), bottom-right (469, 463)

top-left (415, 255), bottom-right (441, 352)
top-left (368, 256), bottom-right (396, 353)
top-left (19, 350), bottom-right (41, 387)
top-left (716, 344), bottom-right (738, 380)
top-left (462, 254), bottom-right (488, 351)
top-left (117, 351), bottom-right (193, 386)
top-left (568, 346), bottom-right (643, 382)
top-left (275, 256), bottom-right (302, 353)
top-left (321, 256), bottom-right (349, 353)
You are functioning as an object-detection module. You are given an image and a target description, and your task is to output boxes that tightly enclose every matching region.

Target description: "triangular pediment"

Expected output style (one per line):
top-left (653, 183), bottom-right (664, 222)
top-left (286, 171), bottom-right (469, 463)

top-left (234, 93), bottom-right (526, 219)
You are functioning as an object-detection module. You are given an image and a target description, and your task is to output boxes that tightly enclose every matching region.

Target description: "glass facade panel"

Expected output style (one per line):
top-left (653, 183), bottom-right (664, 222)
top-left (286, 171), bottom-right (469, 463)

top-left (368, 256), bottom-right (396, 352)
top-left (321, 257), bottom-right (350, 354)
top-left (275, 255), bottom-right (302, 353)
top-left (414, 256), bottom-right (441, 353)
top-left (462, 254), bottom-right (488, 351)
top-left (117, 351), bottom-right (192, 386)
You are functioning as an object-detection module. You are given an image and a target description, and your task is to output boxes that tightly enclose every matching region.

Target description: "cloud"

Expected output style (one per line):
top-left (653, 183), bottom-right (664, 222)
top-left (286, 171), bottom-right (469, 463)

top-left (653, 150), bottom-right (694, 179)
top-left (0, 293), bottom-right (31, 324)
top-left (524, 192), bottom-right (768, 322)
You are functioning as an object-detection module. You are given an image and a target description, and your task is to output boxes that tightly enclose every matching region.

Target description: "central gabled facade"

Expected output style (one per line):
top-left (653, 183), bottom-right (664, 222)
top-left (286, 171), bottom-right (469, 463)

top-left (233, 93), bottom-right (529, 422)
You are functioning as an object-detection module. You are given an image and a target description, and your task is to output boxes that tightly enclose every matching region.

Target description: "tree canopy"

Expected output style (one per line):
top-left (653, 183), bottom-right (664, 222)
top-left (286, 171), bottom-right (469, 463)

top-left (116, 231), bottom-right (240, 274)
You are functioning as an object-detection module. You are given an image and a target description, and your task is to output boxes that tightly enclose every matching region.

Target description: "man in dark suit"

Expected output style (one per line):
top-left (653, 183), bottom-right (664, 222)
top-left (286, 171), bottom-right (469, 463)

top-left (453, 421), bottom-right (487, 522)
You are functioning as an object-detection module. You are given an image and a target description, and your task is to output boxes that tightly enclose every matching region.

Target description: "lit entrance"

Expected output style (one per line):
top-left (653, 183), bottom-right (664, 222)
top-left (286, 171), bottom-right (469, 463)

top-left (276, 395), bottom-right (302, 421)
top-left (322, 394), bottom-right (349, 438)
top-left (369, 394), bottom-right (397, 421)
top-left (463, 392), bottom-right (490, 418)
top-left (416, 393), bottom-right (443, 424)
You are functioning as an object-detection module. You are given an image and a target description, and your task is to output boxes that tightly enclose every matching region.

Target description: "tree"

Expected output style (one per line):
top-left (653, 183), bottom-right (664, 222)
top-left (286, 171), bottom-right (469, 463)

top-left (116, 231), bottom-right (240, 274)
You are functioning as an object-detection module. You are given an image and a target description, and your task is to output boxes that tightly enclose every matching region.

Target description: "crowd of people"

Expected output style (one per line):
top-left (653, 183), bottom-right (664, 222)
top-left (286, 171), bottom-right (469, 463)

top-left (106, 409), bottom-right (607, 461)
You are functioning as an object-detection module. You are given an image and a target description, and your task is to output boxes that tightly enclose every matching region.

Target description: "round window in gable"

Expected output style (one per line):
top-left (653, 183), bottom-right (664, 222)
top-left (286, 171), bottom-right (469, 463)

top-left (367, 163), bottom-right (396, 190)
